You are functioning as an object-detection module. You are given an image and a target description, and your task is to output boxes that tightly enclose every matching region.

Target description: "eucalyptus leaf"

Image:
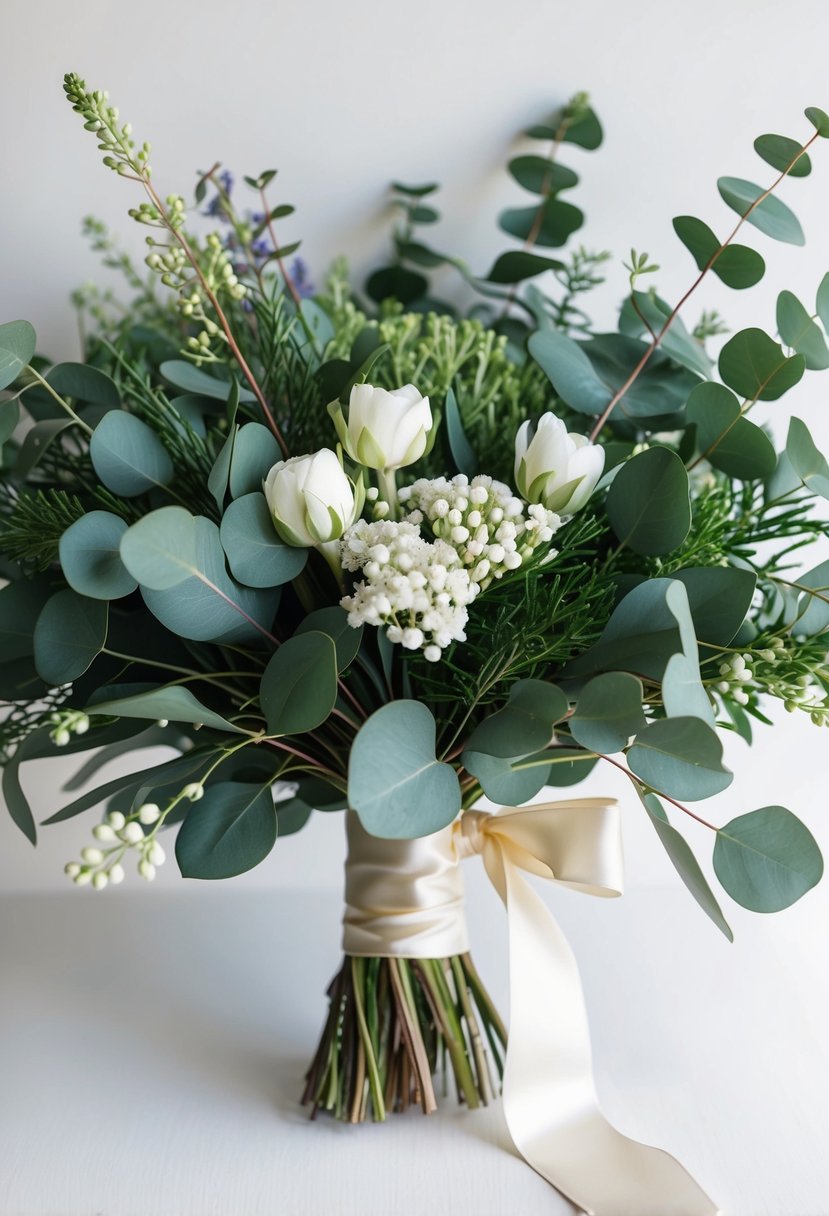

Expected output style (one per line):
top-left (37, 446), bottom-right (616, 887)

top-left (464, 679), bottom-right (568, 758)
top-left (33, 590), bottom-right (108, 684)
top-left (776, 290), bottom-right (829, 370)
top-left (220, 493), bottom-right (307, 588)
top-left (754, 134), bottom-right (811, 177)
top-left (444, 386), bottom-right (476, 476)
top-left (120, 506), bottom-right (198, 589)
top-left (59, 511), bottom-right (137, 600)
top-left (160, 360), bottom-right (255, 402)
top-left (672, 215), bottom-right (765, 290)
top-left (606, 447), bottom-right (691, 555)
top-left (0, 320), bottom-right (36, 391)
top-left (507, 157), bottom-right (578, 195)
top-left (718, 328), bottom-right (804, 401)
top-left (0, 580), bottom-right (52, 660)
top-left (15, 418), bottom-right (74, 476)
top-left (713, 806), bottom-right (823, 912)
top-left (792, 559), bottom-right (829, 635)
top-left (499, 198), bottom-right (583, 248)
top-left (805, 106), bottom-right (829, 137)
top-left (463, 748), bottom-right (552, 805)
top-left (786, 416), bottom-right (829, 500)
top-left (717, 177), bottom-right (805, 246)
top-left (48, 362), bottom-right (120, 409)
top-left (208, 424), bottom-right (237, 508)
top-left (685, 382), bottom-right (777, 480)
top-left (349, 701), bottom-right (461, 839)
top-left (569, 672), bottom-right (646, 753)
top-left (90, 411), bottom-right (175, 497)
top-left (86, 683), bottom-right (246, 734)
top-left (528, 329), bottom-right (611, 416)
top-left (627, 717), bottom-right (732, 801)
top-left (0, 398), bottom-right (21, 444)
top-left (295, 607), bottom-right (362, 672)
top-left (260, 632), bottom-right (338, 735)
top-left (175, 781), bottom-right (277, 878)
top-left (484, 251), bottom-right (565, 284)
top-left (229, 422), bottom-right (281, 498)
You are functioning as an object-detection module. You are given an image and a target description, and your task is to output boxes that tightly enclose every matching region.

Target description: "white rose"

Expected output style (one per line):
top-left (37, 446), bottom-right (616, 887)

top-left (263, 449), bottom-right (362, 547)
top-left (514, 412), bottom-right (605, 515)
top-left (330, 382), bottom-right (433, 471)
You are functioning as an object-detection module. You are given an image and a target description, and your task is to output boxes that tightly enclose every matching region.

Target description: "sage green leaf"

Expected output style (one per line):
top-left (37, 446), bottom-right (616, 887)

top-left (717, 177), bottom-right (805, 246)
top-left (90, 411), bottom-right (175, 497)
top-left (570, 672), bottom-right (646, 753)
top-left (685, 381), bottom-right (777, 480)
top-left (2, 725), bottom-right (48, 843)
top-left (59, 511), bottom-right (137, 600)
top-left (220, 493), bottom-right (307, 588)
top-left (754, 134), bottom-right (811, 177)
top-left (792, 559), bottom-right (829, 635)
top-left (208, 424), bottom-right (236, 509)
top-left (0, 398), bottom-right (20, 444)
top-left (444, 386), bottom-right (476, 477)
top-left (137, 516), bottom-right (279, 645)
top-left (160, 360), bottom-right (255, 402)
top-left (672, 215), bottom-right (765, 290)
top-left (805, 106), bottom-right (829, 137)
top-left (671, 566), bottom-right (757, 647)
top-left (42, 752), bottom-right (207, 825)
top-left (120, 506), bottom-right (198, 589)
top-left (465, 679), bottom-right (568, 758)
top-left (564, 578), bottom-right (686, 681)
top-left (714, 806), bottom-right (823, 912)
top-left (175, 782), bottom-right (277, 878)
top-left (544, 748), bottom-right (599, 786)
top-left (606, 447), bottom-right (691, 555)
top-left (484, 251), bottom-right (565, 284)
top-left (0, 581), bottom-right (52, 660)
top-left (0, 320), bottom-right (36, 390)
top-left (463, 749), bottom-right (551, 805)
top-left (508, 156), bottom-right (578, 195)
top-left (619, 292), bottom-right (712, 378)
top-left (295, 606), bottom-right (362, 672)
top-left (816, 272), bottom-right (829, 333)
top-left (33, 590), bottom-right (108, 684)
top-left (260, 632), bottom-right (338, 735)
top-left (583, 334), bottom-right (699, 419)
top-left (87, 683), bottom-right (245, 734)
top-left (718, 328), bottom-right (805, 401)
top-left (228, 422), bottom-right (281, 498)
top-left (47, 363), bottom-right (120, 408)
top-left (659, 581), bottom-right (715, 727)
top-left (528, 330), bottom-right (611, 416)
top-left (786, 416), bottom-right (829, 499)
top-left (776, 290), bottom-right (829, 370)
top-left (627, 717), bottom-right (732, 801)
top-left (349, 700), bottom-right (461, 838)
top-left (499, 199), bottom-right (583, 248)
top-left (641, 793), bottom-right (733, 941)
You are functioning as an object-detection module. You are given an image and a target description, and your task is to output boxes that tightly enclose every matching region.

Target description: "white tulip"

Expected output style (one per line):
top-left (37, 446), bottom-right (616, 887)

top-left (330, 383), bottom-right (433, 471)
top-left (263, 449), bottom-right (363, 548)
top-left (514, 412), bottom-right (605, 515)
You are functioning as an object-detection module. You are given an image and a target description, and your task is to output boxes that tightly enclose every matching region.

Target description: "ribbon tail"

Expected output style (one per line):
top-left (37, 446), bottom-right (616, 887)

top-left (499, 858), bottom-right (721, 1216)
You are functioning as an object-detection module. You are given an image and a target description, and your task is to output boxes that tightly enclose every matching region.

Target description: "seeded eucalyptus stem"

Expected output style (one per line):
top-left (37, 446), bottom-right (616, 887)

top-left (303, 952), bottom-right (506, 1122)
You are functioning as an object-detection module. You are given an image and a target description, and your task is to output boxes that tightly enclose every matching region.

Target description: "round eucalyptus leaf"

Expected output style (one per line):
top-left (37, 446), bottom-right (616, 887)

top-left (713, 806), bottom-right (824, 912)
top-left (275, 797), bottom-right (313, 836)
top-left (228, 423), bottom-right (281, 498)
top-left (627, 717), bottom-right (732, 801)
top-left (499, 198), bottom-right (583, 248)
top-left (672, 215), bottom-right (765, 290)
top-left (365, 266), bottom-right (428, 305)
top-left (160, 360), bottom-right (255, 402)
top-left (685, 381), bottom-right (777, 480)
top-left (90, 410), bottom-right (175, 497)
top-left (219, 493), bottom-right (307, 589)
top-left (59, 511), bottom-right (137, 600)
top-left (47, 362), bottom-right (120, 408)
top-left (484, 251), bottom-right (565, 285)
top-left (570, 672), bottom-right (646, 754)
top-left (606, 447), bottom-right (691, 555)
top-left (465, 679), bottom-right (569, 759)
top-left (805, 106), bottom-right (829, 137)
top-left (33, 589), bottom-right (108, 684)
top-left (776, 290), bottom-right (829, 370)
top-left (463, 748), bottom-right (551, 805)
top-left (528, 329), bottom-right (611, 417)
top-left (120, 506), bottom-right (198, 589)
top-left (753, 134), bottom-right (811, 177)
top-left (175, 782), bottom-right (277, 879)
top-left (260, 631), bottom-right (338, 736)
top-left (0, 320), bottom-right (36, 391)
top-left (717, 177), bottom-right (805, 246)
top-left (545, 748), bottom-right (599, 786)
top-left (295, 606), bottom-right (362, 672)
top-left (786, 416), bottom-right (829, 501)
top-left (349, 700), bottom-right (461, 839)
top-left (507, 156), bottom-right (578, 195)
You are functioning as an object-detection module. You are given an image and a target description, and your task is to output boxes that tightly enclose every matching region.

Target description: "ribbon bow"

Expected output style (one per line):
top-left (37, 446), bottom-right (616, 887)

top-left (456, 800), bottom-right (720, 1216)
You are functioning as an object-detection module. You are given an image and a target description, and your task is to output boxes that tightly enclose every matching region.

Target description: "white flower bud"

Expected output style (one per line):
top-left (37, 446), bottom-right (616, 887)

top-left (74, 870), bottom-right (92, 886)
top-left (514, 411), bottom-right (605, 514)
top-left (137, 803), bottom-right (161, 824)
top-left (80, 847), bottom-right (104, 864)
top-left (108, 863), bottom-right (125, 885)
top-left (122, 822), bottom-right (145, 845)
top-left (107, 810), bottom-right (127, 830)
top-left (182, 783), bottom-right (204, 802)
top-left (148, 841), bottom-right (166, 867)
top-left (263, 449), bottom-right (360, 547)
top-left (138, 859), bottom-right (156, 881)
top-left (64, 862), bottom-right (81, 878)
top-left (331, 383), bottom-right (433, 471)
top-left (93, 824), bottom-right (117, 842)
top-left (52, 728), bottom-right (71, 747)
top-left (92, 871), bottom-right (109, 891)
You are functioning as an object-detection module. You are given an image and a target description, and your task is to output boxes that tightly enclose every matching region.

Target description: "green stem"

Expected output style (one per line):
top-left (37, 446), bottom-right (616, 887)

top-left (22, 367), bottom-right (93, 435)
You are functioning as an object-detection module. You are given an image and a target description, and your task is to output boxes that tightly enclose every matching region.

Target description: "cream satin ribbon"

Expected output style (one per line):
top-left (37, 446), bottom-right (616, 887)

top-left (343, 804), bottom-right (720, 1216)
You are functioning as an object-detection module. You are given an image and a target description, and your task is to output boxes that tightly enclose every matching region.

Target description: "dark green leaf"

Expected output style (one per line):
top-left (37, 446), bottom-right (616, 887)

top-left (619, 292), bottom-right (711, 378)
top-left (176, 782), bottom-right (277, 879)
top-left (718, 328), bottom-right (805, 401)
top-left (606, 447), bottom-right (691, 555)
top-left (499, 198), bottom-right (583, 248)
top-left (714, 806), bottom-right (823, 912)
top-left (59, 511), bottom-right (137, 600)
top-left (0, 398), bottom-right (19, 444)
top-left (365, 266), bottom-right (428, 306)
top-left (207, 425), bottom-right (236, 509)
top-left (295, 607), bottom-right (362, 672)
top-left (582, 334), bottom-right (700, 420)
top-left (685, 381), bottom-right (777, 480)
top-left (754, 134), bottom-right (811, 177)
top-left (507, 157), bottom-right (578, 195)
top-left (805, 107), bottom-right (829, 137)
top-left (816, 272), bottom-right (829, 333)
top-left (786, 416), bottom-right (829, 499)
top-left (672, 215), bottom-right (765, 290)
top-left (219, 493), bottom-right (307, 588)
top-left (48, 363), bottom-right (120, 408)
top-left (776, 290), bottom-right (829, 370)
top-left (671, 566), bottom-right (757, 647)
top-left (260, 632), bottom-right (338, 735)
top-left (570, 672), bottom-right (646, 753)
top-left (544, 748), bottom-right (599, 786)
top-left (349, 701), bottom-right (461, 838)
top-left (0, 581), bottom-right (52, 660)
top-left (717, 177), bottom-right (805, 246)
top-left (391, 181), bottom-right (439, 197)
top-left (627, 717), bottom-right (732, 801)
top-left (528, 329), bottom-right (611, 416)
top-left (33, 590), bottom-right (108, 684)
top-left (484, 250), bottom-right (565, 284)
top-left (275, 797), bottom-right (313, 835)
top-left (15, 418), bottom-right (74, 476)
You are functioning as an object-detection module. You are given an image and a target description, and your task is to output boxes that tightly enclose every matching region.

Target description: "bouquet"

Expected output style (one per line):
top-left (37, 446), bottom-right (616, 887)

top-left (2, 73), bottom-right (828, 1214)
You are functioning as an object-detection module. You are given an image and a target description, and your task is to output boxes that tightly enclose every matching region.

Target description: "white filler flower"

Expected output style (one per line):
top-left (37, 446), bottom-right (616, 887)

top-left (514, 411), bottom-right (605, 515)
top-left (263, 449), bottom-right (361, 547)
top-left (330, 382), bottom-right (433, 471)
top-left (340, 519), bottom-right (477, 661)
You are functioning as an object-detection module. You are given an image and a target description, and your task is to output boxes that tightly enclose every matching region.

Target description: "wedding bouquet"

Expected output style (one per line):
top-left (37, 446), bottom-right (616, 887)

top-left (2, 73), bottom-right (828, 1214)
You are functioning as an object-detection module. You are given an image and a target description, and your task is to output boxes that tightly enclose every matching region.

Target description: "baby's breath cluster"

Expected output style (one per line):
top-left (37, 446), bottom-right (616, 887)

top-left (63, 72), bottom-right (151, 177)
top-left (714, 638), bottom-right (829, 725)
top-left (398, 474), bottom-right (560, 590)
top-left (340, 519), bottom-right (478, 661)
top-left (64, 782), bottom-right (204, 891)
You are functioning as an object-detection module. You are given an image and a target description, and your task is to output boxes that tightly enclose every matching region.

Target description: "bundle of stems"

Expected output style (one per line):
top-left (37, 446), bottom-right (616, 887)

top-left (303, 953), bottom-right (507, 1122)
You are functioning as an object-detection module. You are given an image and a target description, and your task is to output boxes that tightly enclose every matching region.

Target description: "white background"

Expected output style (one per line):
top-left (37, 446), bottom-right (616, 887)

top-left (1, 4), bottom-right (829, 1213)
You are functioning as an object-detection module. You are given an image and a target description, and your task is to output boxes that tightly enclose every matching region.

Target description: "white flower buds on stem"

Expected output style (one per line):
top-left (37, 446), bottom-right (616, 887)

top-left (48, 710), bottom-right (91, 747)
top-left (329, 383), bottom-right (434, 472)
top-left (514, 411), bottom-right (605, 515)
top-left (263, 449), bottom-right (363, 548)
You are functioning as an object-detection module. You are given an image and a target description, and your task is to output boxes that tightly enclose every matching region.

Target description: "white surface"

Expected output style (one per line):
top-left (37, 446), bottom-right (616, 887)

top-left (2, 874), bottom-right (828, 1216)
